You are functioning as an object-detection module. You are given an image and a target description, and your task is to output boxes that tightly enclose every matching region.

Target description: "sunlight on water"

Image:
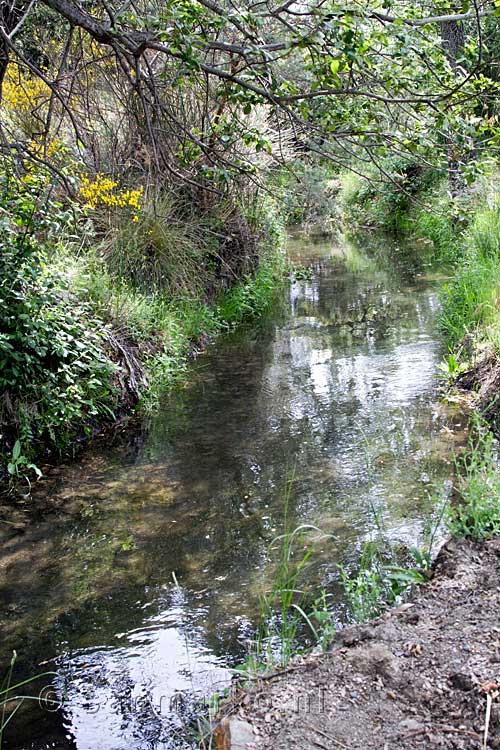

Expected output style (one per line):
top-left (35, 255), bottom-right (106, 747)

top-left (0, 236), bottom-right (465, 749)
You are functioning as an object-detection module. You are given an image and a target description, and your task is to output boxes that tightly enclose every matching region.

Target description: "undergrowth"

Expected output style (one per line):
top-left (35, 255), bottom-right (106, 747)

top-left (447, 416), bottom-right (500, 541)
top-left (0, 157), bottom-right (286, 487)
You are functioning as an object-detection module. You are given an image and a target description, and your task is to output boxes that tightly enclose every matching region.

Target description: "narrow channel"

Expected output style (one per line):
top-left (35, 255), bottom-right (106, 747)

top-left (1, 235), bottom-right (462, 749)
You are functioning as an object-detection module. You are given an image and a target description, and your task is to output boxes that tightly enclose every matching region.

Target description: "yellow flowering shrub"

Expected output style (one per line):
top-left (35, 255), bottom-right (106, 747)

top-left (29, 138), bottom-right (63, 160)
top-left (1, 65), bottom-right (50, 113)
top-left (79, 174), bottom-right (143, 219)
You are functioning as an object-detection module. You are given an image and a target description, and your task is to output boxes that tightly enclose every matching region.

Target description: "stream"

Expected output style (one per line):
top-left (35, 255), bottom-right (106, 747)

top-left (0, 236), bottom-right (465, 749)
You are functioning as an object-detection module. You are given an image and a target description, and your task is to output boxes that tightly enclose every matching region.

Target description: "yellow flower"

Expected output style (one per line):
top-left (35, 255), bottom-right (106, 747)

top-left (79, 174), bottom-right (143, 214)
top-left (1, 65), bottom-right (50, 113)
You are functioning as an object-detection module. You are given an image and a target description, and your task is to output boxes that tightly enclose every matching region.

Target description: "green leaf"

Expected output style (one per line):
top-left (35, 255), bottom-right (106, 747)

top-left (12, 440), bottom-right (21, 461)
top-left (330, 58), bottom-right (340, 75)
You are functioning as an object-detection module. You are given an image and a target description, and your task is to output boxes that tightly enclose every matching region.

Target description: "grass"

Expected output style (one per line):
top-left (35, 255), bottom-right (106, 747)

top-left (447, 416), bottom-right (500, 541)
top-left (100, 193), bottom-right (213, 295)
top-left (0, 652), bottom-right (55, 748)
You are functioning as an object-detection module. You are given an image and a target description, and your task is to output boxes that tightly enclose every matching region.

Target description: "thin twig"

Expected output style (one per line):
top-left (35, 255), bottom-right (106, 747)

top-left (484, 693), bottom-right (492, 750)
top-left (307, 723), bottom-right (349, 749)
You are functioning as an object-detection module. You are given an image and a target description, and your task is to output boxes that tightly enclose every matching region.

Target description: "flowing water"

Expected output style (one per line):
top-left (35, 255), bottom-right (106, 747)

top-left (0, 236), bottom-right (465, 749)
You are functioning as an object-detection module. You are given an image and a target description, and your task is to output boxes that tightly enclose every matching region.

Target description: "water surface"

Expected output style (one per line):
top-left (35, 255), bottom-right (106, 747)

top-left (0, 237), bottom-right (463, 749)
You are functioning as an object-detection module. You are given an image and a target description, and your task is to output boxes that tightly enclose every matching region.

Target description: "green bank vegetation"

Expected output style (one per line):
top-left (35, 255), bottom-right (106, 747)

top-left (2, 0), bottom-right (500, 488)
top-left (0, 155), bottom-right (286, 486)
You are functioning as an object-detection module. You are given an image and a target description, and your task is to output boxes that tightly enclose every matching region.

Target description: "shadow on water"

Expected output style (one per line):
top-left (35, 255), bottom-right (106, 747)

top-left (0, 235), bottom-right (466, 749)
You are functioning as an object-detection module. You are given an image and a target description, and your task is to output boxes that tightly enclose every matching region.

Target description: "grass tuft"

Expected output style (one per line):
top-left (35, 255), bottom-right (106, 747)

top-left (447, 416), bottom-right (500, 541)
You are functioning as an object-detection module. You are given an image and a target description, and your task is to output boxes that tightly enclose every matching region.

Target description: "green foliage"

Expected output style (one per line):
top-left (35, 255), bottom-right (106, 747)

top-left (439, 200), bottom-right (500, 347)
top-left (414, 207), bottom-right (459, 264)
top-left (0, 156), bottom-right (286, 477)
top-left (309, 591), bottom-right (336, 652)
top-left (6, 440), bottom-right (41, 485)
top-left (437, 352), bottom-right (468, 381)
top-left (469, 204), bottom-right (500, 259)
top-left (339, 542), bottom-right (431, 623)
top-left (217, 250), bottom-right (286, 326)
top-left (339, 158), bottom-right (441, 236)
top-left (339, 544), bottom-right (392, 622)
top-left (0, 164), bottom-right (117, 467)
top-left (244, 476), bottom-right (336, 673)
top-left (447, 417), bottom-right (500, 541)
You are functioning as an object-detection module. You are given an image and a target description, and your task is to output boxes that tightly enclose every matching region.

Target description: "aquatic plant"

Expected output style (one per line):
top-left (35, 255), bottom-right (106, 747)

top-left (0, 652), bottom-right (55, 749)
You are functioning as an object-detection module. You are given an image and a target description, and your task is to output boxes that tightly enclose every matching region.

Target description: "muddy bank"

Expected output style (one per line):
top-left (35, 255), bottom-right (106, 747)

top-left (217, 537), bottom-right (500, 749)
top-left (455, 351), bottom-right (500, 434)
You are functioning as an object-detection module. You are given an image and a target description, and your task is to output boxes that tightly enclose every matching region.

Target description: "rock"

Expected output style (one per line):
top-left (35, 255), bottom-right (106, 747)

top-left (347, 644), bottom-right (400, 682)
top-left (449, 672), bottom-right (475, 692)
top-left (230, 718), bottom-right (256, 749)
top-left (214, 718), bottom-right (255, 750)
top-left (398, 718), bottom-right (425, 732)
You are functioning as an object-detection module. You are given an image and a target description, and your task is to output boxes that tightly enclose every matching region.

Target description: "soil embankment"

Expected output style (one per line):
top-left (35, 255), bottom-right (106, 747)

top-left (217, 538), bottom-right (500, 749)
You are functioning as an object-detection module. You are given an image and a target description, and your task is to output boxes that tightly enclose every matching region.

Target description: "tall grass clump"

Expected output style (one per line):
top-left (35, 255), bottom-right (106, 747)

top-left (447, 417), bottom-right (500, 541)
top-left (414, 197), bottom-right (460, 264)
top-left (244, 476), bottom-right (336, 673)
top-left (101, 193), bottom-right (212, 296)
top-left (440, 200), bottom-right (500, 348)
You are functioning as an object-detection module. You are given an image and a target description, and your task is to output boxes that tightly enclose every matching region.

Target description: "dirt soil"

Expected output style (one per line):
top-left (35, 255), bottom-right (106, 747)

top-left (217, 538), bottom-right (500, 749)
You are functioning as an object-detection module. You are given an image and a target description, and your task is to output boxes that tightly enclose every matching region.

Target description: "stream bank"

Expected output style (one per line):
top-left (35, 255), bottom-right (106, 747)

top-left (216, 536), bottom-right (500, 749)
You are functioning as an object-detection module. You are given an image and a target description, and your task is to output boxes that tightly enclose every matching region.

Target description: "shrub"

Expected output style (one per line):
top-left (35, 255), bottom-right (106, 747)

top-left (0, 163), bottom-right (117, 462)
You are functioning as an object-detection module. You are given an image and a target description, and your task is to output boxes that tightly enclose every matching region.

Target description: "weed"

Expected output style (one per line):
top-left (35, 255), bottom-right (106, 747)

top-left (339, 542), bottom-right (432, 623)
top-left (447, 416), bottom-right (500, 540)
top-left (309, 591), bottom-right (336, 651)
top-left (437, 352), bottom-right (469, 381)
top-left (6, 441), bottom-right (42, 497)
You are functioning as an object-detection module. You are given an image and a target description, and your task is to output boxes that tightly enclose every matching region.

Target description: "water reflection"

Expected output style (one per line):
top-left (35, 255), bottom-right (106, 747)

top-left (1, 237), bottom-right (463, 749)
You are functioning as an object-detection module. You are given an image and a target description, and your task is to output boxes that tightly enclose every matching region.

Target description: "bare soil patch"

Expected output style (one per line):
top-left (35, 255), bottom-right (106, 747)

top-left (217, 538), bottom-right (500, 749)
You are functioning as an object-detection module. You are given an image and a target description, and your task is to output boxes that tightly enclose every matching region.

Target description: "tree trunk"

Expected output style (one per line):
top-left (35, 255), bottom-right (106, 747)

top-left (440, 19), bottom-right (465, 195)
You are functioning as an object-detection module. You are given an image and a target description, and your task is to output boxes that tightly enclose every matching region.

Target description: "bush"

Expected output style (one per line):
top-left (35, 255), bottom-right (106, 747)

top-left (0, 164), bottom-right (117, 461)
